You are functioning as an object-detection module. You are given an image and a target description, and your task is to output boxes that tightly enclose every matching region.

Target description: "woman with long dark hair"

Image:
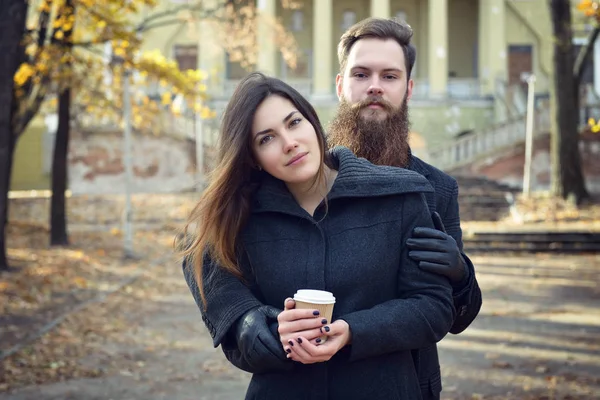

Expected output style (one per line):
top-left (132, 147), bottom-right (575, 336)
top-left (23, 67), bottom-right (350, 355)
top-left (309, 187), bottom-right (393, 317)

top-left (181, 72), bottom-right (454, 399)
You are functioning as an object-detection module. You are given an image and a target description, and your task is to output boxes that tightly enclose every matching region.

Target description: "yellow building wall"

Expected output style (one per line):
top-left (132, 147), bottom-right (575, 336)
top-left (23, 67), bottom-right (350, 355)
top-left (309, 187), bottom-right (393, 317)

top-left (10, 116), bottom-right (49, 191)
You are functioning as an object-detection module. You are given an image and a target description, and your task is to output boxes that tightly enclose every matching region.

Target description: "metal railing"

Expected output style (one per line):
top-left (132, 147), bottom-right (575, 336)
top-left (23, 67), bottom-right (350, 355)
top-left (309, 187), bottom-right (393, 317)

top-left (427, 105), bottom-right (551, 171)
top-left (412, 78), bottom-right (484, 100)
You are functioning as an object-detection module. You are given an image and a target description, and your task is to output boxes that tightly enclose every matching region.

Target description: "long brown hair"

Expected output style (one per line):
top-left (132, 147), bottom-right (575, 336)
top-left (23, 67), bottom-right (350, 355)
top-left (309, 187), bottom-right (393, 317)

top-left (180, 72), bottom-right (332, 306)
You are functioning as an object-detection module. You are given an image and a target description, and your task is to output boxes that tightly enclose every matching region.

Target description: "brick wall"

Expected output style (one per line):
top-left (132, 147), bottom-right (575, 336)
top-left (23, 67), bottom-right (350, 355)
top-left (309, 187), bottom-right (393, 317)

top-left (68, 131), bottom-right (199, 194)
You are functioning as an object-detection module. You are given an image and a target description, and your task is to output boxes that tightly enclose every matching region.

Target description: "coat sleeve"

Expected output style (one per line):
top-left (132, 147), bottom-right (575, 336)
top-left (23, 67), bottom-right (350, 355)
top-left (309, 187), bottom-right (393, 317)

top-left (441, 180), bottom-right (483, 334)
top-left (182, 252), bottom-right (293, 374)
top-left (340, 193), bottom-right (456, 362)
top-left (181, 251), bottom-right (263, 347)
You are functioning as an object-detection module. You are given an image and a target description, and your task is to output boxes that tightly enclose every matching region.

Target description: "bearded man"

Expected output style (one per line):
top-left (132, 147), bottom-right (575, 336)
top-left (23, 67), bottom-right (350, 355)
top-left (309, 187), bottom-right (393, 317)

top-left (328, 17), bottom-right (482, 400)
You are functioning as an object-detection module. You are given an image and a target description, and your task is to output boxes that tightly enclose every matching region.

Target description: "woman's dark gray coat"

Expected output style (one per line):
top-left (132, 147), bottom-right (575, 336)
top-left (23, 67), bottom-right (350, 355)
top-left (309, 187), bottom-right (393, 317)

top-left (184, 147), bottom-right (455, 400)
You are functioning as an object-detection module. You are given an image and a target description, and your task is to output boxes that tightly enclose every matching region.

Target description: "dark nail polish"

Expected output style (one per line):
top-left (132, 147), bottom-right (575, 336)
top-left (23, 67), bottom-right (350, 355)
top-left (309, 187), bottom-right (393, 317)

top-left (316, 338), bottom-right (321, 343)
top-left (313, 310), bottom-right (320, 316)
top-left (297, 337), bottom-right (303, 344)
top-left (324, 326), bottom-right (330, 332)
top-left (286, 348), bottom-right (292, 353)
top-left (321, 319), bottom-right (327, 324)
top-left (288, 340), bottom-right (294, 347)
top-left (320, 327), bottom-right (323, 333)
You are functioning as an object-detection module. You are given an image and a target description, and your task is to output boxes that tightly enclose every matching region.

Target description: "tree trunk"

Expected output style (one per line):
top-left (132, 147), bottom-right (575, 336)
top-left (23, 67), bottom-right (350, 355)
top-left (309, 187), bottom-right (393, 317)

top-left (50, 0), bottom-right (75, 246)
top-left (0, 0), bottom-right (28, 271)
top-left (50, 87), bottom-right (70, 246)
top-left (549, 0), bottom-right (588, 204)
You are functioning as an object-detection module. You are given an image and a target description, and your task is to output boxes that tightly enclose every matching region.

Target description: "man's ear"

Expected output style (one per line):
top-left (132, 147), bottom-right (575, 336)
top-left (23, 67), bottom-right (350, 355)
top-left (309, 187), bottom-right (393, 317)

top-left (335, 74), bottom-right (343, 100)
top-left (406, 78), bottom-right (414, 102)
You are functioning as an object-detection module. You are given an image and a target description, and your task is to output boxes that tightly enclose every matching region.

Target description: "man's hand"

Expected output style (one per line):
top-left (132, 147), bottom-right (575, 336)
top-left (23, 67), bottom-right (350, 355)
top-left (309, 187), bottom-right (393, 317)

top-left (406, 211), bottom-right (467, 284)
top-left (233, 305), bottom-right (288, 368)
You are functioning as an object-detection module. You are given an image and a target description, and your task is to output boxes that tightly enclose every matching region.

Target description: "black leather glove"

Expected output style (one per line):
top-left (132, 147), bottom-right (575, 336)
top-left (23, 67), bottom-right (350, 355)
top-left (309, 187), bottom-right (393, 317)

top-left (232, 305), bottom-right (289, 370)
top-left (406, 212), bottom-right (468, 284)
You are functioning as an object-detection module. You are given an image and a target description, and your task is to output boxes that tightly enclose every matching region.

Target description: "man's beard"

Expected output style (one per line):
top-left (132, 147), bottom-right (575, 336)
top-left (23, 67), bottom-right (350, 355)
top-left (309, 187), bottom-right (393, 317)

top-left (327, 96), bottom-right (411, 168)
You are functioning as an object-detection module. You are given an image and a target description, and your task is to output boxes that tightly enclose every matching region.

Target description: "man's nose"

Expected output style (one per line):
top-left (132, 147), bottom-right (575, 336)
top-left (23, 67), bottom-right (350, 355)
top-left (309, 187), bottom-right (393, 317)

top-left (367, 79), bottom-right (384, 96)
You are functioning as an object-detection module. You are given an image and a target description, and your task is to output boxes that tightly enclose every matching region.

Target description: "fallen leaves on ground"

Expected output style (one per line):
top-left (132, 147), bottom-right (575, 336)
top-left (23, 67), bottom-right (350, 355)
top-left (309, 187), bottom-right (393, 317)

top-left (2, 194), bottom-right (190, 392)
top-left (8, 193), bottom-right (199, 227)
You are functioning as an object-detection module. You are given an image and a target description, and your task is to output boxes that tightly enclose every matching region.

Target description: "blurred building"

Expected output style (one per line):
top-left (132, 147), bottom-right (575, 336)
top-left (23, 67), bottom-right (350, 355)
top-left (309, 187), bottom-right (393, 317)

top-left (140, 0), bottom-right (597, 149)
top-left (12, 0), bottom-right (598, 191)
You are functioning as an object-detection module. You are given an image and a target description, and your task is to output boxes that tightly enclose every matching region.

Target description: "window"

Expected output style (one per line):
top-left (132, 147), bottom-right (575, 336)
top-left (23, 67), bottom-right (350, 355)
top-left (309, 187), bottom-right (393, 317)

top-left (292, 10), bottom-right (303, 31)
top-left (395, 10), bottom-right (407, 22)
top-left (174, 44), bottom-right (198, 71)
top-left (341, 10), bottom-right (356, 31)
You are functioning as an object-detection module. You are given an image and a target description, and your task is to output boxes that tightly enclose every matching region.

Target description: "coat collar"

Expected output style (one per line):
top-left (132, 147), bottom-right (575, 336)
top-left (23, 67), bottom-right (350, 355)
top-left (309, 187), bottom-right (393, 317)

top-left (252, 146), bottom-right (433, 215)
top-left (407, 150), bottom-right (431, 178)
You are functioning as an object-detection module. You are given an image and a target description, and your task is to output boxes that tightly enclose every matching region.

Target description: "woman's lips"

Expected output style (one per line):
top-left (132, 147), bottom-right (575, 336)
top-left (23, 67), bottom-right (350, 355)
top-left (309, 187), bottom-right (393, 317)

top-left (286, 152), bottom-right (308, 166)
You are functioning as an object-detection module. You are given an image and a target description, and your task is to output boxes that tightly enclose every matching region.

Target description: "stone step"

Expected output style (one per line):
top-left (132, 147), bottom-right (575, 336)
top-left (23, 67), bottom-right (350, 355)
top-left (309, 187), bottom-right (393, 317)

top-left (464, 231), bottom-right (600, 253)
top-left (451, 175), bottom-right (518, 221)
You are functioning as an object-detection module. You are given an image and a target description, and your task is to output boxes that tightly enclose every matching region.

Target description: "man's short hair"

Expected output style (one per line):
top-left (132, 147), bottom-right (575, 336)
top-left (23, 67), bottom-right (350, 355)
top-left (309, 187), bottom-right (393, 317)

top-left (337, 17), bottom-right (416, 79)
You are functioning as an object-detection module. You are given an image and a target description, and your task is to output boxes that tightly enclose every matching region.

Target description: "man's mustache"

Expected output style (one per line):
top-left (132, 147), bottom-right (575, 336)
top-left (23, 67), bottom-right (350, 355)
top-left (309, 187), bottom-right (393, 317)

top-left (353, 96), bottom-right (394, 112)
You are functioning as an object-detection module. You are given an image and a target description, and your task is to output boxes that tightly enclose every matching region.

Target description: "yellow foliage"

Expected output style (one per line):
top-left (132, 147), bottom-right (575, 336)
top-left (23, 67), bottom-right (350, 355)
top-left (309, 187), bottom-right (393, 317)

top-left (13, 0), bottom-right (299, 138)
top-left (14, 64), bottom-right (35, 87)
top-left (578, 0), bottom-right (600, 18)
top-left (161, 92), bottom-right (172, 105)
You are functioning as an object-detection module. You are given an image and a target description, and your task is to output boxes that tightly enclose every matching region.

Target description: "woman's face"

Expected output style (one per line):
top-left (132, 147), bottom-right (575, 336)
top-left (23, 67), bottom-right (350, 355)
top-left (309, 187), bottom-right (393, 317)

top-left (251, 95), bottom-right (322, 186)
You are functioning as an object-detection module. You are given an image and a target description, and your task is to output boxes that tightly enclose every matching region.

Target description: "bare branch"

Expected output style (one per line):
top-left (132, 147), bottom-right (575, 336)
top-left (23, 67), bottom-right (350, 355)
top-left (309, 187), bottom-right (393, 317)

top-left (141, 18), bottom-right (190, 32)
top-left (574, 25), bottom-right (600, 85)
top-left (137, 2), bottom-right (205, 31)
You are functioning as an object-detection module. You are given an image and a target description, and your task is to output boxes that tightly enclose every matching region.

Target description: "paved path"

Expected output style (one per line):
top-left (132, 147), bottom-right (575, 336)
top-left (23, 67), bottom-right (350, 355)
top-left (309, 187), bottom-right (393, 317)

top-left (3, 254), bottom-right (600, 400)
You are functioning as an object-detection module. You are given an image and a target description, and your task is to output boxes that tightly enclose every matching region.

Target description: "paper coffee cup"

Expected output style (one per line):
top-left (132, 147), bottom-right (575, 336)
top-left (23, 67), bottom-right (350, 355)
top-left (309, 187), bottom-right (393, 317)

top-left (293, 289), bottom-right (335, 344)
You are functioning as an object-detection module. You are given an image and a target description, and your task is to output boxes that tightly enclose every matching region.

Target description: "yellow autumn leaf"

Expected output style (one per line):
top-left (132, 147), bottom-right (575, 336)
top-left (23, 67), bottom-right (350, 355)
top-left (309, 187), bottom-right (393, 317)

top-left (200, 107), bottom-right (213, 119)
top-left (161, 92), bottom-right (172, 105)
top-left (72, 277), bottom-right (88, 288)
top-left (578, 0), bottom-right (592, 10)
top-left (14, 63), bottom-right (35, 86)
top-left (54, 30), bottom-right (64, 40)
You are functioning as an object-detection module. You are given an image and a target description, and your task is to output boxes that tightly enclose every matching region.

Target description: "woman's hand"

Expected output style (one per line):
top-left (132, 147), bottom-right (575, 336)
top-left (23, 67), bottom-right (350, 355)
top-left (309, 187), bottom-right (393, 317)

top-left (284, 319), bottom-right (352, 364)
top-left (277, 298), bottom-right (327, 350)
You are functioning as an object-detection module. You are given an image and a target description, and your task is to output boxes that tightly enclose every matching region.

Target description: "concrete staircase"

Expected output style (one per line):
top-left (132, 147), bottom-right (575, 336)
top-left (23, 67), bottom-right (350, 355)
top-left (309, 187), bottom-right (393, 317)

top-left (427, 99), bottom-right (551, 221)
top-left (454, 175), bottom-right (519, 221)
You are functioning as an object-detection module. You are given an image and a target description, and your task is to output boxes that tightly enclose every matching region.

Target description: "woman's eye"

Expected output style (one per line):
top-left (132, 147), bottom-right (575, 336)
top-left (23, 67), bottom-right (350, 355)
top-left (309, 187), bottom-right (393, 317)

top-left (259, 135), bottom-right (273, 145)
top-left (289, 118), bottom-right (302, 127)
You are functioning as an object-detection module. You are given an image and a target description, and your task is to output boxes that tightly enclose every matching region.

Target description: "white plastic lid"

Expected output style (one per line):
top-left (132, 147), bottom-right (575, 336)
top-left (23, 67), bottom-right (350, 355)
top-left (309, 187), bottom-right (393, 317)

top-left (293, 289), bottom-right (336, 304)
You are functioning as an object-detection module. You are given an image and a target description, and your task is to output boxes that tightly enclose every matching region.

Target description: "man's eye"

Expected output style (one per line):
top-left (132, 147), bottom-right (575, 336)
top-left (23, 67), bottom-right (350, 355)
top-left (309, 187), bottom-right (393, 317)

top-left (354, 73), bottom-right (367, 78)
